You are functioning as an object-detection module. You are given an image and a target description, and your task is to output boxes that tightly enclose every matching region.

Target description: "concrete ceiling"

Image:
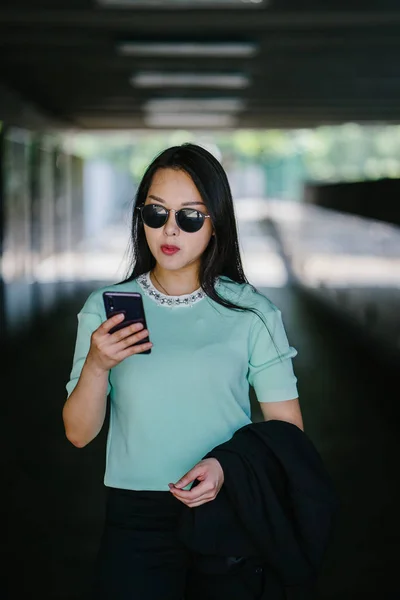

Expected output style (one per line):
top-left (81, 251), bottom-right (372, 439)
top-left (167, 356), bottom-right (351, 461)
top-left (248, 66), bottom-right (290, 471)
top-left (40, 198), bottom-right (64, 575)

top-left (1, 0), bottom-right (400, 130)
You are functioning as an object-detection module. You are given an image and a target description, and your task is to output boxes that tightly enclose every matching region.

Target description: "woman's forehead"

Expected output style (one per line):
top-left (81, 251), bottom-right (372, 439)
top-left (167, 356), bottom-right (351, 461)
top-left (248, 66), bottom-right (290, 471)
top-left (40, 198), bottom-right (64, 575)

top-left (147, 168), bottom-right (204, 205)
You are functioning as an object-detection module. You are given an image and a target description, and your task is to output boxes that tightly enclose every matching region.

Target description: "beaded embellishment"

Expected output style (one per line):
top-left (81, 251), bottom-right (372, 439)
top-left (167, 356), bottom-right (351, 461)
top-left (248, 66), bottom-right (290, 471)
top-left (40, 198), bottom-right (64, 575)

top-left (137, 272), bottom-right (206, 308)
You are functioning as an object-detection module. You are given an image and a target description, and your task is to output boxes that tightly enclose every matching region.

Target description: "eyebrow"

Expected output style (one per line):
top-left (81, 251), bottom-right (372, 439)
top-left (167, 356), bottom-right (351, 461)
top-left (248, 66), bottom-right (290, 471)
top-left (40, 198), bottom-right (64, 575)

top-left (148, 194), bottom-right (206, 207)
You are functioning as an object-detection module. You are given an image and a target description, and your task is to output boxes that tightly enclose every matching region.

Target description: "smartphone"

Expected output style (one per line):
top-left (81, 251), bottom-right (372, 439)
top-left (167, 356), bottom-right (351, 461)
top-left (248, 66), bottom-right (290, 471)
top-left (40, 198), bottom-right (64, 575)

top-left (103, 291), bottom-right (151, 354)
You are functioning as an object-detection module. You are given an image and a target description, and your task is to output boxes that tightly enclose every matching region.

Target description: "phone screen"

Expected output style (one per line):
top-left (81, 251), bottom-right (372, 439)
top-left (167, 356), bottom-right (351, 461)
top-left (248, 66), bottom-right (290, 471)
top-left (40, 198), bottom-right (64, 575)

top-left (103, 291), bottom-right (151, 354)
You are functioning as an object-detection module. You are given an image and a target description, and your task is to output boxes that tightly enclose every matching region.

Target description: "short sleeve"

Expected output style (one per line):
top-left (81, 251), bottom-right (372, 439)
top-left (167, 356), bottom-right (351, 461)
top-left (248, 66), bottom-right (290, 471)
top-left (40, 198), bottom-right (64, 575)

top-left (247, 301), bottom-right (298, 403)
top-left (65, 293), bottom-right (111, 398)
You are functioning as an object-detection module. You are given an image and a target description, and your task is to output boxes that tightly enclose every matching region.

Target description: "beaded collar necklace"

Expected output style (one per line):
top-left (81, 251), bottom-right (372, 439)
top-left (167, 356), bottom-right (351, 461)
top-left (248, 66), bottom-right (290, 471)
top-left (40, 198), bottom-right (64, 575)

top-left (137, 271), bottom-right (207, 308)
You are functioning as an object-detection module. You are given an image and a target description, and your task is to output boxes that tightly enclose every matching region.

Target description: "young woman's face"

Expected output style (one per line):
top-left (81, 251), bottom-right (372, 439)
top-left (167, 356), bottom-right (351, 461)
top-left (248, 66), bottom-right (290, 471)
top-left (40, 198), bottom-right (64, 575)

top-left (143, 168), bottom-right (214, 273)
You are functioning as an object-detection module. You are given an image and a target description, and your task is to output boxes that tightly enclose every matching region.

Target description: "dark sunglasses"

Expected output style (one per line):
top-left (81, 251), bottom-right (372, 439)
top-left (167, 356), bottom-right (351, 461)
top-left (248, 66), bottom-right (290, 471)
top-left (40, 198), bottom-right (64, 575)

top-left (137, 203), bottom-right (211, 233)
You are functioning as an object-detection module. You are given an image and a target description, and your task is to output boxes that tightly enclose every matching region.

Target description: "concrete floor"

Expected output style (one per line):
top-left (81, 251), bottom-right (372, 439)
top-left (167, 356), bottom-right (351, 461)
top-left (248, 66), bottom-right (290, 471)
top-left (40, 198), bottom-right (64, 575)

top-left (4, 217), bottom-right (399, 599)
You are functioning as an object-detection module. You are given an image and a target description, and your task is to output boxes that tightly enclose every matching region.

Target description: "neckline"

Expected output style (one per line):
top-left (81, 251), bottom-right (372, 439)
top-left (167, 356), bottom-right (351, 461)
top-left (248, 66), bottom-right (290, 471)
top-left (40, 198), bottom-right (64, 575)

top-left (137, 271), bottom-right (206, 308)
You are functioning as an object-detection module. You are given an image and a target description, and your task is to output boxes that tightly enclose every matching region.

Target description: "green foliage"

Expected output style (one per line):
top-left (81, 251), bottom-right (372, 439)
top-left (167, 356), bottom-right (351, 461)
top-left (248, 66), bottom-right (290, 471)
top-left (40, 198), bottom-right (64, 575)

top-left (68, 124), bottom-right (400, 199)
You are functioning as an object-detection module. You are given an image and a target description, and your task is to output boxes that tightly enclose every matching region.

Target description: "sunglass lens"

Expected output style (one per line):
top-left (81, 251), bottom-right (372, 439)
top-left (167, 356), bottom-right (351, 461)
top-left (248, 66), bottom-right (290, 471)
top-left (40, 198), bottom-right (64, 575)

top-left (177, 209), bottom-right (205, 233)
top-left (141, 205), bottom-right (168, 228)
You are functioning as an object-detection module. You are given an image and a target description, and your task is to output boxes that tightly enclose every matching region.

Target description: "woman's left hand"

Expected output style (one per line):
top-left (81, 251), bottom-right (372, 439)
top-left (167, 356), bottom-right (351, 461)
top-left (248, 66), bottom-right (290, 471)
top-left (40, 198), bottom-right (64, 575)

top-left (168, 458), bottom-right (224, 508)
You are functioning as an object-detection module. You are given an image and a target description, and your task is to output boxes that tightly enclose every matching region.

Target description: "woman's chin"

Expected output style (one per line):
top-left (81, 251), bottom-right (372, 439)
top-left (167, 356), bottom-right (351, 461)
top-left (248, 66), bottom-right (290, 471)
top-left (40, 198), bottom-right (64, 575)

top-left (156, 253), bottom-right (184, 270)
top-left (155, 254), bottom-right (201, 273)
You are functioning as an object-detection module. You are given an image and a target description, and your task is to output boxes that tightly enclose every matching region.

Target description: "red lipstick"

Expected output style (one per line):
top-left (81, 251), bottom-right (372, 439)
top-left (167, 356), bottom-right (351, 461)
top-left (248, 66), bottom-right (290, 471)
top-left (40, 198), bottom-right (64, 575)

top-left (161, 245), bottom-right (180, 256)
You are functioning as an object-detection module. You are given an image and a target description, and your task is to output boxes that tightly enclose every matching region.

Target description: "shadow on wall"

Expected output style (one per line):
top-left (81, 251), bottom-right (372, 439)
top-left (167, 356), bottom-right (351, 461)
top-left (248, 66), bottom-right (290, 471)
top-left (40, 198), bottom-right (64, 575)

top-left (304, 178), bottom-right (400, 228)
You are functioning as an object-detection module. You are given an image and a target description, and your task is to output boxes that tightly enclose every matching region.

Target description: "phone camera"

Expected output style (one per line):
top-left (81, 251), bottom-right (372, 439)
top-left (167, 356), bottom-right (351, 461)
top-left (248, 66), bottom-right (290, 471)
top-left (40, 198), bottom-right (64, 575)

top-left (109, 298), bottom-right (114, 311)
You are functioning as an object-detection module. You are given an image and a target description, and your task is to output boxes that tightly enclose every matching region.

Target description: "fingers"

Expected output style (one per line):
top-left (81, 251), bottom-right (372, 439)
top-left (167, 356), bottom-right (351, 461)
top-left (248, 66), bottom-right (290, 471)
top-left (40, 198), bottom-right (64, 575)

top-left (169, 459), bottom-right (224, 507)
top-left (169, 484), bottom-right (217, 507)
top-left (116, 327), bottom-right (150, 351)
top-left (118, 340), bottom-right (153, 359)
top-left (185, 497), bottom-right (214, 508)
top-left (115, 327), bottom-right (152, 358)
top-left (172, 466), bottom-right (201, 490)
top-left (100, 312), bottom-right (126, 334)
top-left (89, 315), bottom-right (152, 372)
top-left (101, 315), bottom-right (144, 340)
top-left (111, 320), bottom-right (146, 342)
top-left (169, 480), bottom-right (214, 502)
top-left (100, 318), bottom-right (149, 347)
top-left (99, 319), bottom-right (152, 355)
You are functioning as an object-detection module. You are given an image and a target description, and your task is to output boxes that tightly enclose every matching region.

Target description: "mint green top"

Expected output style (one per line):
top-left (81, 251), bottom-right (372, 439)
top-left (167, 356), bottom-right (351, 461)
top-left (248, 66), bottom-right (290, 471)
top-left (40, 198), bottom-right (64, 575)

top-left (66, 272), bottom-right (298, 491)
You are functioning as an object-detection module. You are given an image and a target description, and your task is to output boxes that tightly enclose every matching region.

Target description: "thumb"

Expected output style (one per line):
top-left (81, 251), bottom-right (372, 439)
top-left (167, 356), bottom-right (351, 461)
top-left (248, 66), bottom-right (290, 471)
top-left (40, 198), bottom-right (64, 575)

top-left (174, 466), bottom-right (201, 489)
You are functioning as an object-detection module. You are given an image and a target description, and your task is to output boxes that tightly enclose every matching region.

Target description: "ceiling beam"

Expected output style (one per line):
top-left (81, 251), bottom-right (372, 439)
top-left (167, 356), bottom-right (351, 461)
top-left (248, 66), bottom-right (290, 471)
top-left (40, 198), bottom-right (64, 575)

top-left (1, 31), bottom-right (400, 47)
top-left (0, 81), bottom-right (70, 129)
top-left (1, 10), bottom-right (400, 30)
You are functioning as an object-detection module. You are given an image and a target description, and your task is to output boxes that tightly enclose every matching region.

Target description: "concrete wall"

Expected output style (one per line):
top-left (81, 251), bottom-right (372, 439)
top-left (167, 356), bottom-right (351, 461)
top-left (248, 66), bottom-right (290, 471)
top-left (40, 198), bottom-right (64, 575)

top-left (263, 199), bottom-right (400, 366)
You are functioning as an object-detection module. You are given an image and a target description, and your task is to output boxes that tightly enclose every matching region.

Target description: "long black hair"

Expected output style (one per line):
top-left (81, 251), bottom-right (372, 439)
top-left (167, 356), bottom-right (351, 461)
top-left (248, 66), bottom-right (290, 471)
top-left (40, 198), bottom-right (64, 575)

top-left (118, 142), bottom-right (279, 349)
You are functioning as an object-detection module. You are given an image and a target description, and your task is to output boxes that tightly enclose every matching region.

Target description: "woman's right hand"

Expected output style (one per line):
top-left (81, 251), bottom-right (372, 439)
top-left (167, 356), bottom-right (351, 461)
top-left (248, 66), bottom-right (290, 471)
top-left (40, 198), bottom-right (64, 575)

top-left (87, 313), bottom-right (152, 372)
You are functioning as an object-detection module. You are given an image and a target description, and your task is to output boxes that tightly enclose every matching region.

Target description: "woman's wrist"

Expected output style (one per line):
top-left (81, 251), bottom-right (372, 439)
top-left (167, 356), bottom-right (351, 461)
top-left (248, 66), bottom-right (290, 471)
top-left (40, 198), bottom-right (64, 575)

top-left (85, 353), bottom-right (109, 378)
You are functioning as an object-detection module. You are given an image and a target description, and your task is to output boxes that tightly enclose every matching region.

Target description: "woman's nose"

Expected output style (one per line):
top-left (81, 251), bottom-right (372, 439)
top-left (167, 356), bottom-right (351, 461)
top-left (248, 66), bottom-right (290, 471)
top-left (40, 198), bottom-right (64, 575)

top-left (164, 209), bottom-right (179, 235)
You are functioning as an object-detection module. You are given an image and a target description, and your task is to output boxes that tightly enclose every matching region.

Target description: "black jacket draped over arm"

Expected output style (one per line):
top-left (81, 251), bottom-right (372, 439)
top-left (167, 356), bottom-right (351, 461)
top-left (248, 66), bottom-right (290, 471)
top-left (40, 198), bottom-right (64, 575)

top-left (178, 420), bottom-right (339, 600)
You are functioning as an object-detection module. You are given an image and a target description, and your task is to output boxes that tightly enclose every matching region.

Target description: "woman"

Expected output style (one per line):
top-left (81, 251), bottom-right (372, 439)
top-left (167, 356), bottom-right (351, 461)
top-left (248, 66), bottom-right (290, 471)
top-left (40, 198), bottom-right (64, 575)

top-left (63, 142), bottom-right (303, 599)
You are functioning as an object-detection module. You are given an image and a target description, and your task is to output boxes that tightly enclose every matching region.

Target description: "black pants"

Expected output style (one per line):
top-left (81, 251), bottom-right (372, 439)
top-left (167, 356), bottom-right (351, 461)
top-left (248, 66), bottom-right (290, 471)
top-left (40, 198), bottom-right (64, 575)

top-left (90, 487), bottom-right (267, 600)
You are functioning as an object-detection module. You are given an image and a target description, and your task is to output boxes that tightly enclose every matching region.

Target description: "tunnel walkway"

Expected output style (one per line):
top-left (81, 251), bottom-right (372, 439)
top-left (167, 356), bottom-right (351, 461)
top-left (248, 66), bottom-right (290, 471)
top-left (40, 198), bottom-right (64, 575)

top-left (4, 214), bottom-right (399, 600)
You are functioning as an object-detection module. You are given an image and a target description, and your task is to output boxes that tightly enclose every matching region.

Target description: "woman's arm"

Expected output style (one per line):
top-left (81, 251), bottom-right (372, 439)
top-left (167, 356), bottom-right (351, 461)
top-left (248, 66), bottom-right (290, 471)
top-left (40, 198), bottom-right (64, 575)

top-left (63, 313), bottom-right (152, 448)
top-left (62, 357), bottom-right (110, 448)
top-left (259, 397), bottom-right (304, 431)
